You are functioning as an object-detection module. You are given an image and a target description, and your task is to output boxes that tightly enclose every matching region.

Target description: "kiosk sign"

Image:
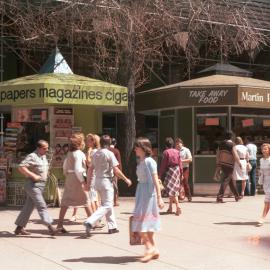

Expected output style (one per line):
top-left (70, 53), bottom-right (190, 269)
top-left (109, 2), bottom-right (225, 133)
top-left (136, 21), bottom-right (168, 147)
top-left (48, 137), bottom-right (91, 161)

top-left (0, 85), bottom-right (128, 106)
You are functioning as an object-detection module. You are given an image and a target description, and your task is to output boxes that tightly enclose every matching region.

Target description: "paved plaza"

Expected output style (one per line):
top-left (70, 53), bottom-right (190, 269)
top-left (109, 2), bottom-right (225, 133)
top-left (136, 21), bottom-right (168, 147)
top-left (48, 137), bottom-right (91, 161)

top-left (0, 195), bottom-right (270, 270)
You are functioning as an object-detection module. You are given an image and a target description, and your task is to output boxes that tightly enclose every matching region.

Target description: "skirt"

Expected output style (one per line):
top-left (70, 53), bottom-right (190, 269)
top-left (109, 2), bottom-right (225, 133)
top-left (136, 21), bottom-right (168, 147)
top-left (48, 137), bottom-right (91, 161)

top-left (89, 187), bottom-right (98, 202)
top-left (132, 182), bottom-right (161, 232)
top-left (164, 166), bottom-right (181, 197)
top-left (61, 173), bottom-right (90, 207)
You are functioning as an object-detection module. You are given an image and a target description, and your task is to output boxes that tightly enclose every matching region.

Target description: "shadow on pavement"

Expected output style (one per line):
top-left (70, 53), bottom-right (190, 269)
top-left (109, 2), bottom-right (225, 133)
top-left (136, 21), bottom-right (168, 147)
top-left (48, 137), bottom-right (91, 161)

top-left (188, 201), bottom-right (217, 204)
top-left (63, 256), bottom-right (141, 264)
top-left (0, 231), bottom-right (53, 239)
top-left (214, 221), bottom-right (258, 226)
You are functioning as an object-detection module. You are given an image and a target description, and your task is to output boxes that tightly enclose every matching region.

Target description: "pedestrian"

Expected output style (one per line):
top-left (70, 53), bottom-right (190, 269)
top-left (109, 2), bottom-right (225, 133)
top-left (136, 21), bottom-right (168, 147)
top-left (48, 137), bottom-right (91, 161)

top-left (257, 143), bottom-right (270, 226)
top-left (175, 138), bottom-right (192, 202)
top-left (84, 135), bottom-right (132, 236)
top-left (86, 133), bottom-right (100, 212)
top-left (159, 137), bottom-right (183, 215)
top-left (57, 133), bottom-right (92, 233)
top-left (108, 138), bottom-right (122, 206)
top-left (14, 140), bottom-right (57, 236)
top-left (215, 130), bottom-right (241, 203)
top-left (245, 136), bottom-right (257, 196)
top-left (132, 137), bottom-right (164, 263)
top-left (232, 137), bottom-right (249, 199)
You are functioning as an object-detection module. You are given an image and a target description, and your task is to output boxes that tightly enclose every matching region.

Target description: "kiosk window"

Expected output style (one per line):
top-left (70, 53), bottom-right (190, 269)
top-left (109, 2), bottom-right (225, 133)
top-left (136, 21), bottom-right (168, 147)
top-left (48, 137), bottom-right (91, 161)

top-left (196, 114), bottom-right (227, 155)
top-left (232, 115), bottom-right (270, 149)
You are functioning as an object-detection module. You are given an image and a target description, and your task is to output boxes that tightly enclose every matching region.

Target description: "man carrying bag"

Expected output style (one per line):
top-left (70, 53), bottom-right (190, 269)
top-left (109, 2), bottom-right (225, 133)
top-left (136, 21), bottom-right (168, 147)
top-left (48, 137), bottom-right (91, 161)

top-left (215, 131), bottom-right (241, 203)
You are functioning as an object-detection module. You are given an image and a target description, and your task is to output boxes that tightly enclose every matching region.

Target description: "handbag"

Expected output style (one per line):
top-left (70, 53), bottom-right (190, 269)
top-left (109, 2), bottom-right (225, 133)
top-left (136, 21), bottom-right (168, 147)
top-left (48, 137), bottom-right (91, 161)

top-left (246, 162), bottom-right (252, 172)
top-left (179, 184), bottom-right (185, 200)
top-left (129, 216), bottom-right (143, 245)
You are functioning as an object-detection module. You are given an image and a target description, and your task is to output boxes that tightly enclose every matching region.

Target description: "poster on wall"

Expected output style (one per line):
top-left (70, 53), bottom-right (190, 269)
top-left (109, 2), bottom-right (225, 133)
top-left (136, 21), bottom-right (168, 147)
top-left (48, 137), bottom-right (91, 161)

top-left (263, 119), bottom-right (270, 127)
top-left (52, 143), bottom-right (69, 168)
top-left (15, 109), bottom-right (31, 122)
top-left (242, 118), bottom-right (254, 127)
top-left (205, 118), bottom-right (219, 126)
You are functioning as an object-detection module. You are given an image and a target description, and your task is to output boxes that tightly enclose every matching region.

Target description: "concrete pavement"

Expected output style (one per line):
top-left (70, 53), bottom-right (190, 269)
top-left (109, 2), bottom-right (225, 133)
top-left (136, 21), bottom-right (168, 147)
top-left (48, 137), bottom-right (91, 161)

top-left (0, 195), bottom-right (270, 270)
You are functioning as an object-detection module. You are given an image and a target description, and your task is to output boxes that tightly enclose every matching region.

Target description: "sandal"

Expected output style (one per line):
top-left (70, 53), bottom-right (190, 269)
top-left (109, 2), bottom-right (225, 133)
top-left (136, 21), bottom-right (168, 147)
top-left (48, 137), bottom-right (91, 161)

top-left (166, 207), bottom-right (173, 214)
top-left (175, 207), bottom-right (182, 216)
top-left (57, 227), bottom-right (68, 233)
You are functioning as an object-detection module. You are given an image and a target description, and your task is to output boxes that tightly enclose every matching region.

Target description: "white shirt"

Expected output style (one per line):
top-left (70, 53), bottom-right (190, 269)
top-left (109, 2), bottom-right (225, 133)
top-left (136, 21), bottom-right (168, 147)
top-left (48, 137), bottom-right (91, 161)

top-left (92, 148), bottom-right (119, 180)
top-left (63, 150), bottom-right (86, 183)
top-left (179, 146), bottom-right (192, 168)
top-left (246, 143), bottom-right (257, 161)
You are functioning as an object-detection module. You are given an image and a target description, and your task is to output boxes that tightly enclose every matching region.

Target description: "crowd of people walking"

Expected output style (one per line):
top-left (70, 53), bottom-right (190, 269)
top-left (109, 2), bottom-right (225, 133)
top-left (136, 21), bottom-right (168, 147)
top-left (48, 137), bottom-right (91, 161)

top-left (13, 129), bottom-right (268, 263)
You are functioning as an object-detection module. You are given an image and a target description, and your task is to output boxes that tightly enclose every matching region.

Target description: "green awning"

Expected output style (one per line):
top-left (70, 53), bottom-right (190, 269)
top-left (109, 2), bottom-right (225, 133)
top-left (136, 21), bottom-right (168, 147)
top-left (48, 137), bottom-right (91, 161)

top-left (0, 73), bottom-right (128, 108)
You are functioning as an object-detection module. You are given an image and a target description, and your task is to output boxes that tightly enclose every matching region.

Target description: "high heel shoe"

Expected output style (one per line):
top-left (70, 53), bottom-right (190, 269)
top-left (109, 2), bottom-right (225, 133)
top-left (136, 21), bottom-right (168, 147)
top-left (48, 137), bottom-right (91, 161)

top-left (175, 207), bottom-right (181, 216)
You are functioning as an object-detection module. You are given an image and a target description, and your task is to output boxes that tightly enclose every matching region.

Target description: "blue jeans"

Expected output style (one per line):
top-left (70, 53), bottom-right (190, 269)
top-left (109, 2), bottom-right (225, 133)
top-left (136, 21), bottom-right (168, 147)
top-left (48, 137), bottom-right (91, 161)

top-left (246, 160), bottom-right (257, 196)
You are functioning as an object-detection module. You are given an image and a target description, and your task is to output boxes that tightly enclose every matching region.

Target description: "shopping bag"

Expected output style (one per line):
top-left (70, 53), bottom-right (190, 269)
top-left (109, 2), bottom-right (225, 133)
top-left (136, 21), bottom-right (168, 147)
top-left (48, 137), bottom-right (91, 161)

top-left (129, 216), bottom-right (143, 245)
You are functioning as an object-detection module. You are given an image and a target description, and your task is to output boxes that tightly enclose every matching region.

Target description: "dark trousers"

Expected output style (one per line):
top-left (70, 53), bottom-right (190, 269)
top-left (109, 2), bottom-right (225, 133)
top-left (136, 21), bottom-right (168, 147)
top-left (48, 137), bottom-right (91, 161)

top-left (217, 166), bottom-right (239, 199)
top-left (248, 160), bottom-right (257, 196)
top-left (182, 168), bottom-right (192, 198)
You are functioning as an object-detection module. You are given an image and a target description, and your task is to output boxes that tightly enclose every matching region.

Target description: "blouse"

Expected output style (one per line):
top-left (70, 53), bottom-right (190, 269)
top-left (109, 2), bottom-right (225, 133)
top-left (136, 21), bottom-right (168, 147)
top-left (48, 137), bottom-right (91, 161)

top-left (159, 148), bottom-right (183, 178)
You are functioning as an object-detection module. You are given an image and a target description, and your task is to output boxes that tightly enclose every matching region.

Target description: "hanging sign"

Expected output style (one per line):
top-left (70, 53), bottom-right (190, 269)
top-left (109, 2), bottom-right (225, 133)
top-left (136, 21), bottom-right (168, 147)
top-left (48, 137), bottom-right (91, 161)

top-left (205, 118), bottom-right (219, 126)
top-left (242, 118), bottom-right (254, 127)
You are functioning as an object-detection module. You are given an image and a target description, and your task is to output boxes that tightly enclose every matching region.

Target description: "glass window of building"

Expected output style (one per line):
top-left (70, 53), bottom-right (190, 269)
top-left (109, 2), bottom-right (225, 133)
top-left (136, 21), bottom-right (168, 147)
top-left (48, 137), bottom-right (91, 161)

top-left (195, 107), bottom-right (228, 155)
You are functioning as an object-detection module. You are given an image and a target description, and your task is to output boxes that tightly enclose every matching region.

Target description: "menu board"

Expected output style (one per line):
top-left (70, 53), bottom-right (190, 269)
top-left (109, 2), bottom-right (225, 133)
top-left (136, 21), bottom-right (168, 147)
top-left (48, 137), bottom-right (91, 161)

top-left (51, 107), bottom-right (74, 168)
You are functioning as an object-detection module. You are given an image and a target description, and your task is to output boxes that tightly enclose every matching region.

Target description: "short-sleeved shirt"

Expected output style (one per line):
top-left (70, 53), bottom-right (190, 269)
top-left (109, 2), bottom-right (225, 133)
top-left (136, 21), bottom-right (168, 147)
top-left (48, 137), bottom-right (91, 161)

top-left (179, 146), bottom-right (192, 168)
top-left (92, 148), bottom-right (119, 180)
top-left (246, 143), bottom-right (257, 161)
top-left (19, 151), bottom-right (49, 182)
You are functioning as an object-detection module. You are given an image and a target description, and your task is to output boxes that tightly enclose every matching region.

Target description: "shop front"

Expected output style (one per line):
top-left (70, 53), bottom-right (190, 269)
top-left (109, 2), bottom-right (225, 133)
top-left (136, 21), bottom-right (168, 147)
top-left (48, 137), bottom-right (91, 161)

top-left (136, 73), bottom-right (270, 195)
top-left (0, 51), bottom-right (128, 206)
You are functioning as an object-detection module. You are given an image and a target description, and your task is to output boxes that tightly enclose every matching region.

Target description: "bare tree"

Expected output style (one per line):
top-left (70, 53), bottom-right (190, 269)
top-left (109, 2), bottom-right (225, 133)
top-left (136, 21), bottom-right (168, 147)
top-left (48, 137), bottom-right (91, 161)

top-left (0, 0), bottom-right (268, 174)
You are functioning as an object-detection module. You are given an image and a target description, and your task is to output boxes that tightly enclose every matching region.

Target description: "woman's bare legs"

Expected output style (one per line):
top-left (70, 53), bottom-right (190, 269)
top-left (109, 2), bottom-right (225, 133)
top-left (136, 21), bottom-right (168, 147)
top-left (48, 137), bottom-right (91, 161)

top-left (241, 181), bottom-right (246, 197)
top-left (84, 205), bottom-right (92, 217)
top-left (57, 206), bottom-right (68, 229)
top-left (70, 207), bottom-right (78, 221)
top-left (258, 202), bottom-right (270, 225)
top-left (147, 232), bottom-right (159, 258)
top-left (167, 197), bottom-right (173, 213)
top-left (139, 232), bottom-right (154, 262)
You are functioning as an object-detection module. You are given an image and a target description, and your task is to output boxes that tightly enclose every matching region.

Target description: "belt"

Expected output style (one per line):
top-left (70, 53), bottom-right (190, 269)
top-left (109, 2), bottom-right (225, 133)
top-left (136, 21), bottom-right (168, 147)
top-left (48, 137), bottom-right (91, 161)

top-left (240, 158), bottom-right (245, 160)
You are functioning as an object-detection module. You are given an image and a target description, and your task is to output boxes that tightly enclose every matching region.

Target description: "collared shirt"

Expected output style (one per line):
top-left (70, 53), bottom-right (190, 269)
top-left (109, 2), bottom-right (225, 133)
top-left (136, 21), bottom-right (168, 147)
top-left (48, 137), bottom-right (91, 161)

top-left (92, 148), bottom-right (119, 180)
top-left (19, 151), bottom-right (49, 182)
top-left (179, 146), bottom-right (192, 168)
top-left (246, 143), bottom-right (257, 161)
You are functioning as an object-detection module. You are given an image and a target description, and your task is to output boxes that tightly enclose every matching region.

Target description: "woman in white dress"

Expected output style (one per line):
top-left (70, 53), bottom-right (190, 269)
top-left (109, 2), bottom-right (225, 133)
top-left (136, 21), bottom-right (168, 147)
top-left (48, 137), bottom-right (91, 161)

top-left (232, 137), bottom-right (249, 198)
top-left (257, 143), bottom-right (270, 226)
top-left (57, 133), bottom-right (92, 233)
top-left (86, 133), bottom-right (100, 212)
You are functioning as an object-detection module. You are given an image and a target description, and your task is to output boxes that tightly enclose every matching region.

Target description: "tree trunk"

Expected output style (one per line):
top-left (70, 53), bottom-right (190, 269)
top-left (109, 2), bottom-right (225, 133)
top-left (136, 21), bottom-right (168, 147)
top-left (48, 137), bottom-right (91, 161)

top-left (117, 74), bottom-right (137, 195)
top-left (118, 75), bottom-right (136, 173)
